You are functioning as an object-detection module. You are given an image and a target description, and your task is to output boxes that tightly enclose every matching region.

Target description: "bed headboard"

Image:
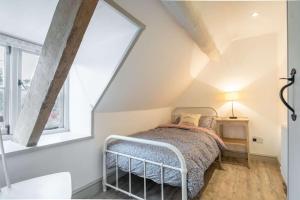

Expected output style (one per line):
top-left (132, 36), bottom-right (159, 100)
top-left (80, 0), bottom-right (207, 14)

top-left (171, 107), bottom-right (218, 122)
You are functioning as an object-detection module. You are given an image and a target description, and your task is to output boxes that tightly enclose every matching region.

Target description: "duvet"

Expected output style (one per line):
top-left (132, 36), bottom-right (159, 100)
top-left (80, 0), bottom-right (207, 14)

top-left (106, 124), bottom-right (225, 198)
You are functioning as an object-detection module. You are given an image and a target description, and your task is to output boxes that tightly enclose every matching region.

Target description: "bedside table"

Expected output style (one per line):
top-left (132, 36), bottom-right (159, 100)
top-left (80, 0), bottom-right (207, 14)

top-left (216, 117), bottom-right (250, 167)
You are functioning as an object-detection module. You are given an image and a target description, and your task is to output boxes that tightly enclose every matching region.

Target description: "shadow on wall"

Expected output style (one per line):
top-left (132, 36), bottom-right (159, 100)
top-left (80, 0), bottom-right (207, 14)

top-left (174, 33), bottom-right (282, 156)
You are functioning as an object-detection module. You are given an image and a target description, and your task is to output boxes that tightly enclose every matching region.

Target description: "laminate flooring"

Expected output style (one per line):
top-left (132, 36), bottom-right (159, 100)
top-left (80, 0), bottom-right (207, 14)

top-left (92, 157), bottom-right (286, 200)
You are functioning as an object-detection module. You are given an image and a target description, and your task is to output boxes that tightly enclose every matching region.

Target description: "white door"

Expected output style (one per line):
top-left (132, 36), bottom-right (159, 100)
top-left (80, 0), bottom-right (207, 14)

top-left (287, 2), bottom-right (300, 200)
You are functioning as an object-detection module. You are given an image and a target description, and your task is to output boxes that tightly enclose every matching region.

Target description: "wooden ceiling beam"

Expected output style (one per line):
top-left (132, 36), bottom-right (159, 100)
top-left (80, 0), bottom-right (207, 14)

top-left (13, 0), bottom-right (98, 146)
top-left (162, 1), bottom-right (220, 61)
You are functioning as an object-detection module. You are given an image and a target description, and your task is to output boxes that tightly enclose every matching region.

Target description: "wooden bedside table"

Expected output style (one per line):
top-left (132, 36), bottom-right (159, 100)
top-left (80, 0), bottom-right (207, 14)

top-left (216, 117), bottom-right (250, 167)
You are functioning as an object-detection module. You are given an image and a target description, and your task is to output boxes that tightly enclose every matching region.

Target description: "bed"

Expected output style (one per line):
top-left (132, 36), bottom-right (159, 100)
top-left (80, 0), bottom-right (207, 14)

top-left (103, 107), bottom-right (225, 200)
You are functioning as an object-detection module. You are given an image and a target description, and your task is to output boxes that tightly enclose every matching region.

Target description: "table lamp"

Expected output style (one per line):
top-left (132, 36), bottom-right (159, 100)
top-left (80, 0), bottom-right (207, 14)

top-left (225, 91), bottom-right (239, 119)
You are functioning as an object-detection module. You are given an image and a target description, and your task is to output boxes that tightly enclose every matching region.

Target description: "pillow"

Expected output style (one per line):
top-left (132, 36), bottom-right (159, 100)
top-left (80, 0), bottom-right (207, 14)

top-left (210, 118), bottom-right (217, 131)
top-left (173, 116), bottom-right (180, 124)
top-left (199, 116), bottom-right (217, 130)
top-left (179, 113), bottom-right (201, 127)
top-left (199, 116), bottom-right (214, 128)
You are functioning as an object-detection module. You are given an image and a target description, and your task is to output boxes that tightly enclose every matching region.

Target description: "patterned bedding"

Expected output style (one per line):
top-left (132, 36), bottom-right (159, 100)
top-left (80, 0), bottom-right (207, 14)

top-left (106, 125), bottom-right (224, 198)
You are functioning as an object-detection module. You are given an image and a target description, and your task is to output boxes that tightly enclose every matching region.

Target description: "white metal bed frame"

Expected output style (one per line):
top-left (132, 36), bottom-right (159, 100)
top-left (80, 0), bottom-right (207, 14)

top-left (102, 107), bottom-right (218, 200)
top-left (103, 135), bottom-right (187, 200)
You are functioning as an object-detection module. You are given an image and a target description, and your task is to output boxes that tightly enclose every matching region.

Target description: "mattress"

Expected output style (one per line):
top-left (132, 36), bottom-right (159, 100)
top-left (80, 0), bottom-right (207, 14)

top-left (106, 126), bottom-right (221, 198)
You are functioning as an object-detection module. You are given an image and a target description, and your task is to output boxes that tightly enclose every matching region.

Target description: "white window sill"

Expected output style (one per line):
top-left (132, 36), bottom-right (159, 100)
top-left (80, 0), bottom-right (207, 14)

top-left (1, 132), bottom-right (92, 157)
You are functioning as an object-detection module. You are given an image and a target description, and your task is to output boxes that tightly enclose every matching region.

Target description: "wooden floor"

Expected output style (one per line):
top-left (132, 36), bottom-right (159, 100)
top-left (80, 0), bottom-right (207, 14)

top-left (92, 157), bottom-right (286, 200)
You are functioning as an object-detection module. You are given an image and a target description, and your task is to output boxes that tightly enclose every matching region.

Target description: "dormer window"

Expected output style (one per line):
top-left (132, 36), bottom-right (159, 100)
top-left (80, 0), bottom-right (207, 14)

top-left (0, 40), bottom-right (69, 135)
top-left (0, 0), bottom-right (143, 143)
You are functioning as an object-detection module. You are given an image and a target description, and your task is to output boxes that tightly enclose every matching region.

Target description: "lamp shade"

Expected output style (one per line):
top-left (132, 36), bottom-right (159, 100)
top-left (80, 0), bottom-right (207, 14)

top-left (225, 91), bottom-right (239, 101)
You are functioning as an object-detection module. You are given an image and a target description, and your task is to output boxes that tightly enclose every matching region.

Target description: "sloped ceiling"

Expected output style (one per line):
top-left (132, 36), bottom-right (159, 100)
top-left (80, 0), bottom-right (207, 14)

top-left (161, 1), bottom-right (221, 60)
top-left (0, 0), bottom-right (285, 113)
top-left (0, 0), bottom-right (58, 44)
top-left (173, 1), bottom-right (286, 107)
top-left (197, 1), bottom-right (285, 53)
top-left (95, 0), bottom-right (208, 112)
top-left (163, 1), bottom-right (285, 53)
top-left (0, 0), bottom-right (208, 113)
top-left (97, 0), bottom-right (285, 112)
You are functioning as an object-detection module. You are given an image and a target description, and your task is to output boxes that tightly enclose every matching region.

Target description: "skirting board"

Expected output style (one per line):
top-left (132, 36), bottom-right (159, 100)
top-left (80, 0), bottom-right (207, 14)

top-left (249, 154), bottom-right (280, 164)
top-left (72, 177), bottom-right (102, 199)
top-left (72, 170), bottom-right (127, 199)
top-left (280, 166), bottom-right (287, 184)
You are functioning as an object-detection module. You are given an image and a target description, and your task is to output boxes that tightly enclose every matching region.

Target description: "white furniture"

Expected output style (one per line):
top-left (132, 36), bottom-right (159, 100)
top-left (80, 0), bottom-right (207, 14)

top-left (0, 127), bottom-right (72, 199)
top-left (0, 172), bottom-right (72, 199)
top-left (216, 117), bottom-right (250, 167)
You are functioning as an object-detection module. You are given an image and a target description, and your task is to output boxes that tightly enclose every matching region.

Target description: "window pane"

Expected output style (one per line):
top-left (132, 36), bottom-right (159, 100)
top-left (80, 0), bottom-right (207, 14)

top-left (21, 51), bottom-right (39, 107)
top-left (45, 92), bottom-right (64, 130)
top-left (0, 46), bottom-right (5, 124)
top-left (0, 89), bottom-right (4, 124)
top-left (21, 51), bottom-right (66, 131)
top-left (0, 47), bottom-right (4, 87)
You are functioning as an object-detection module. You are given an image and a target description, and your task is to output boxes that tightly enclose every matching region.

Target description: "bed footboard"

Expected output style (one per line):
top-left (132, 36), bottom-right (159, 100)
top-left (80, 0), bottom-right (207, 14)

top-left (103, 135), bottom-right (188, 200)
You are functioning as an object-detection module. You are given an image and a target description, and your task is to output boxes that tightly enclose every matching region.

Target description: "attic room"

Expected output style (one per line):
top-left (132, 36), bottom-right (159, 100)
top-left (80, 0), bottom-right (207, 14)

top-left (0, 0), bottom-right (300, 200)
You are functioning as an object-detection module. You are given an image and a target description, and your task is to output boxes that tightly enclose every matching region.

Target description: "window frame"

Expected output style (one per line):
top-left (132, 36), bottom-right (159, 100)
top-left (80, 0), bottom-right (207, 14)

top-left (43, 78), bottom-right (69, 135)
top-left (0, 45), bottom-right (10, 134)
top-left (0, 34), bottom-right (69, 135)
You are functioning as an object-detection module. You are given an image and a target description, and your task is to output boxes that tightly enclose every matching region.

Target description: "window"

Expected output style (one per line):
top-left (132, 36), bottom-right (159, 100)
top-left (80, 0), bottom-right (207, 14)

top-left (19, 51), bottom-right (68, 131)
top-left (0, 46), bottom-right (5, 127)
top-left (20, 51), bottom-right (39, 107)
top-left (0, 39), bottom-right (69, 135)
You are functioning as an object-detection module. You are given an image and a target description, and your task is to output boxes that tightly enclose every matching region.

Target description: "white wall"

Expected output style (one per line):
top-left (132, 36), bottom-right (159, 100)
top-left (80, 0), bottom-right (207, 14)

top-left (96, 0), bottom-right (207, 112)
top-left (175, 34), bottom-right (284, 157)
top-left (69, 2), bottom-right (139, 136)
top-left (277, 4), bottom-right (288, 166)
top-left (277, 4), bottom-right (287, 181)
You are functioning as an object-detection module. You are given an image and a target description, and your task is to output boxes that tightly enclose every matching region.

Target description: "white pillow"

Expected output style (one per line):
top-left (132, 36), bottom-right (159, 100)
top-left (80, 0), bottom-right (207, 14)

top-left (179, 113), bottom-right (201, 127)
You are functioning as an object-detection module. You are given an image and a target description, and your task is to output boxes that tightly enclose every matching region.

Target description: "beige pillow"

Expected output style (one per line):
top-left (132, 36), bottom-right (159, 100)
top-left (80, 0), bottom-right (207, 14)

top-left (199, 116), bottom-right (214, 128)
top-left (179, 113), bottom-right (201, 127)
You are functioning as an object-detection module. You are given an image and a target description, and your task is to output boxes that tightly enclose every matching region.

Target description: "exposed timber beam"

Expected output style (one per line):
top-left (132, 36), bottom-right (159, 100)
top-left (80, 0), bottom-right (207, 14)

top-left (13, 0), bottom-right (98, 146)
top-left (162, 1), bottom-right (220, 61)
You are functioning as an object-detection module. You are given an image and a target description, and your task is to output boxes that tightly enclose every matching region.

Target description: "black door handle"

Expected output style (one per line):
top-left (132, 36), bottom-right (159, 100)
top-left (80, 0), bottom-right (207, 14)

top-left (280, 68), bottom-right (297, 121)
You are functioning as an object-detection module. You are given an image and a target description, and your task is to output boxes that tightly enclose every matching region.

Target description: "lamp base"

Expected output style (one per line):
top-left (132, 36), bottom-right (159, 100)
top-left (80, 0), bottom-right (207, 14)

top-left (229, 116), bottom-right (238, 119)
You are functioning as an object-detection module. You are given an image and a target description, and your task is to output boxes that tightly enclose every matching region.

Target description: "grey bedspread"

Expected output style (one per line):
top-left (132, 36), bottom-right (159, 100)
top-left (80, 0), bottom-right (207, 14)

top-left (106, 127), bottom-right (220, 198)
